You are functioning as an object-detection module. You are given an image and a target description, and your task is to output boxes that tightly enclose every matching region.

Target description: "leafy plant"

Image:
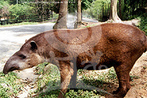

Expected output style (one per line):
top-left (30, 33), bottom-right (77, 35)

top-left (138, 13), bottom-right (147, 34)
top-left (0, 1), bottom-right (9, 17)
top-left (84, 0), bottom-right (110, 21)
top-left (35, 64), bottom-right (60, 95)
top-left (9, 4), bottom-right (34, 23)
top-left (123, 0), bottom-right (147, 20)
top-left (107, 67), bottom-right (117, 80)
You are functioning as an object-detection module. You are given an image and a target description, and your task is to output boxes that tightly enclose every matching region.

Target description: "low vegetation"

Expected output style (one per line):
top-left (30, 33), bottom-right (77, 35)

top-left (138, 13), bottom-right (147, 34)
top-left (0, 62), bottom-right (142, 98)
top-left (0, 72), bottom-right (23, 98)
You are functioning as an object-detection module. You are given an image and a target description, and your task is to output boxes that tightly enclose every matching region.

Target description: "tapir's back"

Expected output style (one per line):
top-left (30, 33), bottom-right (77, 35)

top-left (99, 23), bottom-right (146, 52)
top-left (41, 23), bottom-right (146, 58)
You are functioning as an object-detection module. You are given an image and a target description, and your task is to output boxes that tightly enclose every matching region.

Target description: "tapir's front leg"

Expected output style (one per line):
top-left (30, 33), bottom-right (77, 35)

top-left (58, 61), bottom-right (74, 98)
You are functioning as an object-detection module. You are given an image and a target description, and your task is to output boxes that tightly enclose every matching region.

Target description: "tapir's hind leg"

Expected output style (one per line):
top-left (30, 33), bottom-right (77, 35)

top-left (58, 61), bottom-right (74, 98)
top-left (113, 63), bottom-right (133, 97)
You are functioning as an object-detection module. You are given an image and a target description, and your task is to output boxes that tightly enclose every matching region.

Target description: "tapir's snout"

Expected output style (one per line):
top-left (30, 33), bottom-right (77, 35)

top-left (3, 47), bottom-right (43, 74)
top-left (3, 55), bottom-right (21, 74)
top-left (3, 63), bottom-right (20, 74)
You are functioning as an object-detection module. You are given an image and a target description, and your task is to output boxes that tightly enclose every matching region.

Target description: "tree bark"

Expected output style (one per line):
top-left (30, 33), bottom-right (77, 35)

top-left (74, 0), bottom-right (82, 28)
top-left (77, 0), bottom-right (82, 24)
top-left (109, 0), bottom-right (122, 22)
top-left (53, 0), bottom-right (68, 29)
top-left (119, 0), bottom-right (121, 18)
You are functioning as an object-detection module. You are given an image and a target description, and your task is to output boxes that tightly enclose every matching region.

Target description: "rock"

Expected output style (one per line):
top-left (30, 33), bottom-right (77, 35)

top-left (15, 67), bottom-right (38, 83)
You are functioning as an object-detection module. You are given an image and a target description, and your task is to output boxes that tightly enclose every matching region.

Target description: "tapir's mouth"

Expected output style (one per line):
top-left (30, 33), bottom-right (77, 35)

top-left (8, 67), bottom-right (19, 72)
top-left (3, 64), bottom-right (20, 74)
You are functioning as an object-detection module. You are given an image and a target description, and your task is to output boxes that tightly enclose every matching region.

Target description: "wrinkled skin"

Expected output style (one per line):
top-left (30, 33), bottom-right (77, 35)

top-left (3, 23), bottom-right (147, 98)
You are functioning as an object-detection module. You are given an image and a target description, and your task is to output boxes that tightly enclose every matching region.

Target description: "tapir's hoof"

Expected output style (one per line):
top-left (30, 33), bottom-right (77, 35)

top-left (105, 94), bottom-right (119, 98)
top-left (112, 90), bottom-right (126, 98)
top-left (113, 90), bottom-right (119, 94)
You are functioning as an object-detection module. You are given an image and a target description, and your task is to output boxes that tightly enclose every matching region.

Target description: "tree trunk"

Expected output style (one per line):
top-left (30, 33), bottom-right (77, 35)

top-left (74, 0), bottom-right (82, 28)
top-left (109, 0), bottom-right (122, 22)
top-left (53, 0), bottom-right (68, 29)
top-left (119, 0), bottom-right (121, 18)
top-left (77, 0), bottom-right (82, 25)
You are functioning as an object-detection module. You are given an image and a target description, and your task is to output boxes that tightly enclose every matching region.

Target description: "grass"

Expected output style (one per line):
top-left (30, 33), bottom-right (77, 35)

top-left (32, 65), bottom-right (142, 98)
top-left (0, 72), bottom-right (23, 98)
top-left (0, 22), bottom-right (40, 28)
top-left (34, 66), bottom-right (118, 98)
top-left (0, 63), bottom-right (142, 98)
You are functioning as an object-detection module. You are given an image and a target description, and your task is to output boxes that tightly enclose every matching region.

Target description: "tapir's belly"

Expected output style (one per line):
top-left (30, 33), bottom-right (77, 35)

top-left (76, 51), bottom-right (115, 70)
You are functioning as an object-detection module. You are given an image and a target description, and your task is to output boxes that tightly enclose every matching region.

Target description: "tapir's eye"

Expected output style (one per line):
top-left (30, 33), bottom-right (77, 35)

top-left (19, 54), bottom-right (26, 59)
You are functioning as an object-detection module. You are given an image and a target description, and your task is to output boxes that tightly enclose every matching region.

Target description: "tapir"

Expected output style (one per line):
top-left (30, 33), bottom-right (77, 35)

top-left (3, 23), bottom-right (147, 98)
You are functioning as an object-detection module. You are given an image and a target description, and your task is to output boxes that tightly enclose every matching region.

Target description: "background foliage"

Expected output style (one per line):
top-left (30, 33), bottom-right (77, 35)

top-left (0, 0), bottom-right (146, 33)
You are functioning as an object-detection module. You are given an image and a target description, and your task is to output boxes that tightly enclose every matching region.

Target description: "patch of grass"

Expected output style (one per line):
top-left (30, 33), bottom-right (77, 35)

top-left (37, 90), bottom-right (59, 98)
top-left (35, 62), bottom-right (49, 75)
top-left (34, 66), bottom-right (119, 97)
top-left (0, 64), bottom-right (118, 97)
top-left (107, 68), bottom-right (117, 81)
top-left (130, 75), bottom-right (140, 82)
top-left (65, 90), bottom-right (101, 98)
top-left (0, 72), bottom-right (23, 97)
top-left (34, 64), bottom-right (60, 96)
top-left (0, 22), bottom-right (39, 27)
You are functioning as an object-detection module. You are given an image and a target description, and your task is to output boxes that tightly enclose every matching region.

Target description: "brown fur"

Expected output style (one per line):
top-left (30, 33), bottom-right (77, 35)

top-left (3, 23), bottom-right (147, 98)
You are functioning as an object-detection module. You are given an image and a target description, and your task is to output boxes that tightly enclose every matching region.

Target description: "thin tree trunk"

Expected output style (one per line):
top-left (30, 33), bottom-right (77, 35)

top-left (109, 0), bottom-right (122, 22)
top-left (77, 0), bottom-right (81, 24)
top-left (53, 0), bottom-right (68, 29)
top-left (74, 0), bottom-right (82, 28)
top-left (119, 0), bottom-right (121, 18)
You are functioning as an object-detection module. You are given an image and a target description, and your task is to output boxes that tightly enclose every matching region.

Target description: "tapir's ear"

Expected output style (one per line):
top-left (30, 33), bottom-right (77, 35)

top-left (30, 41), bottom-right (38, 51)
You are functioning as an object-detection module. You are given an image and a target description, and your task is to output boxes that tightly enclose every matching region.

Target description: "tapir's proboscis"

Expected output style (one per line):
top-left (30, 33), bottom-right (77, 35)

top-left (3, 23), bottom-right (147, 98)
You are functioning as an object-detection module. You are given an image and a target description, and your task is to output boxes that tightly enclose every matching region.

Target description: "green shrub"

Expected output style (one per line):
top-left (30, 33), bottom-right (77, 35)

top-left (138, 13), bottom-right (147, 34)
top-left (9, 4), bottom-right (34, 23)
top-left (84, 0), bottom-right (110, 21)
top-left (0, 1), bottom-right (9, 17)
